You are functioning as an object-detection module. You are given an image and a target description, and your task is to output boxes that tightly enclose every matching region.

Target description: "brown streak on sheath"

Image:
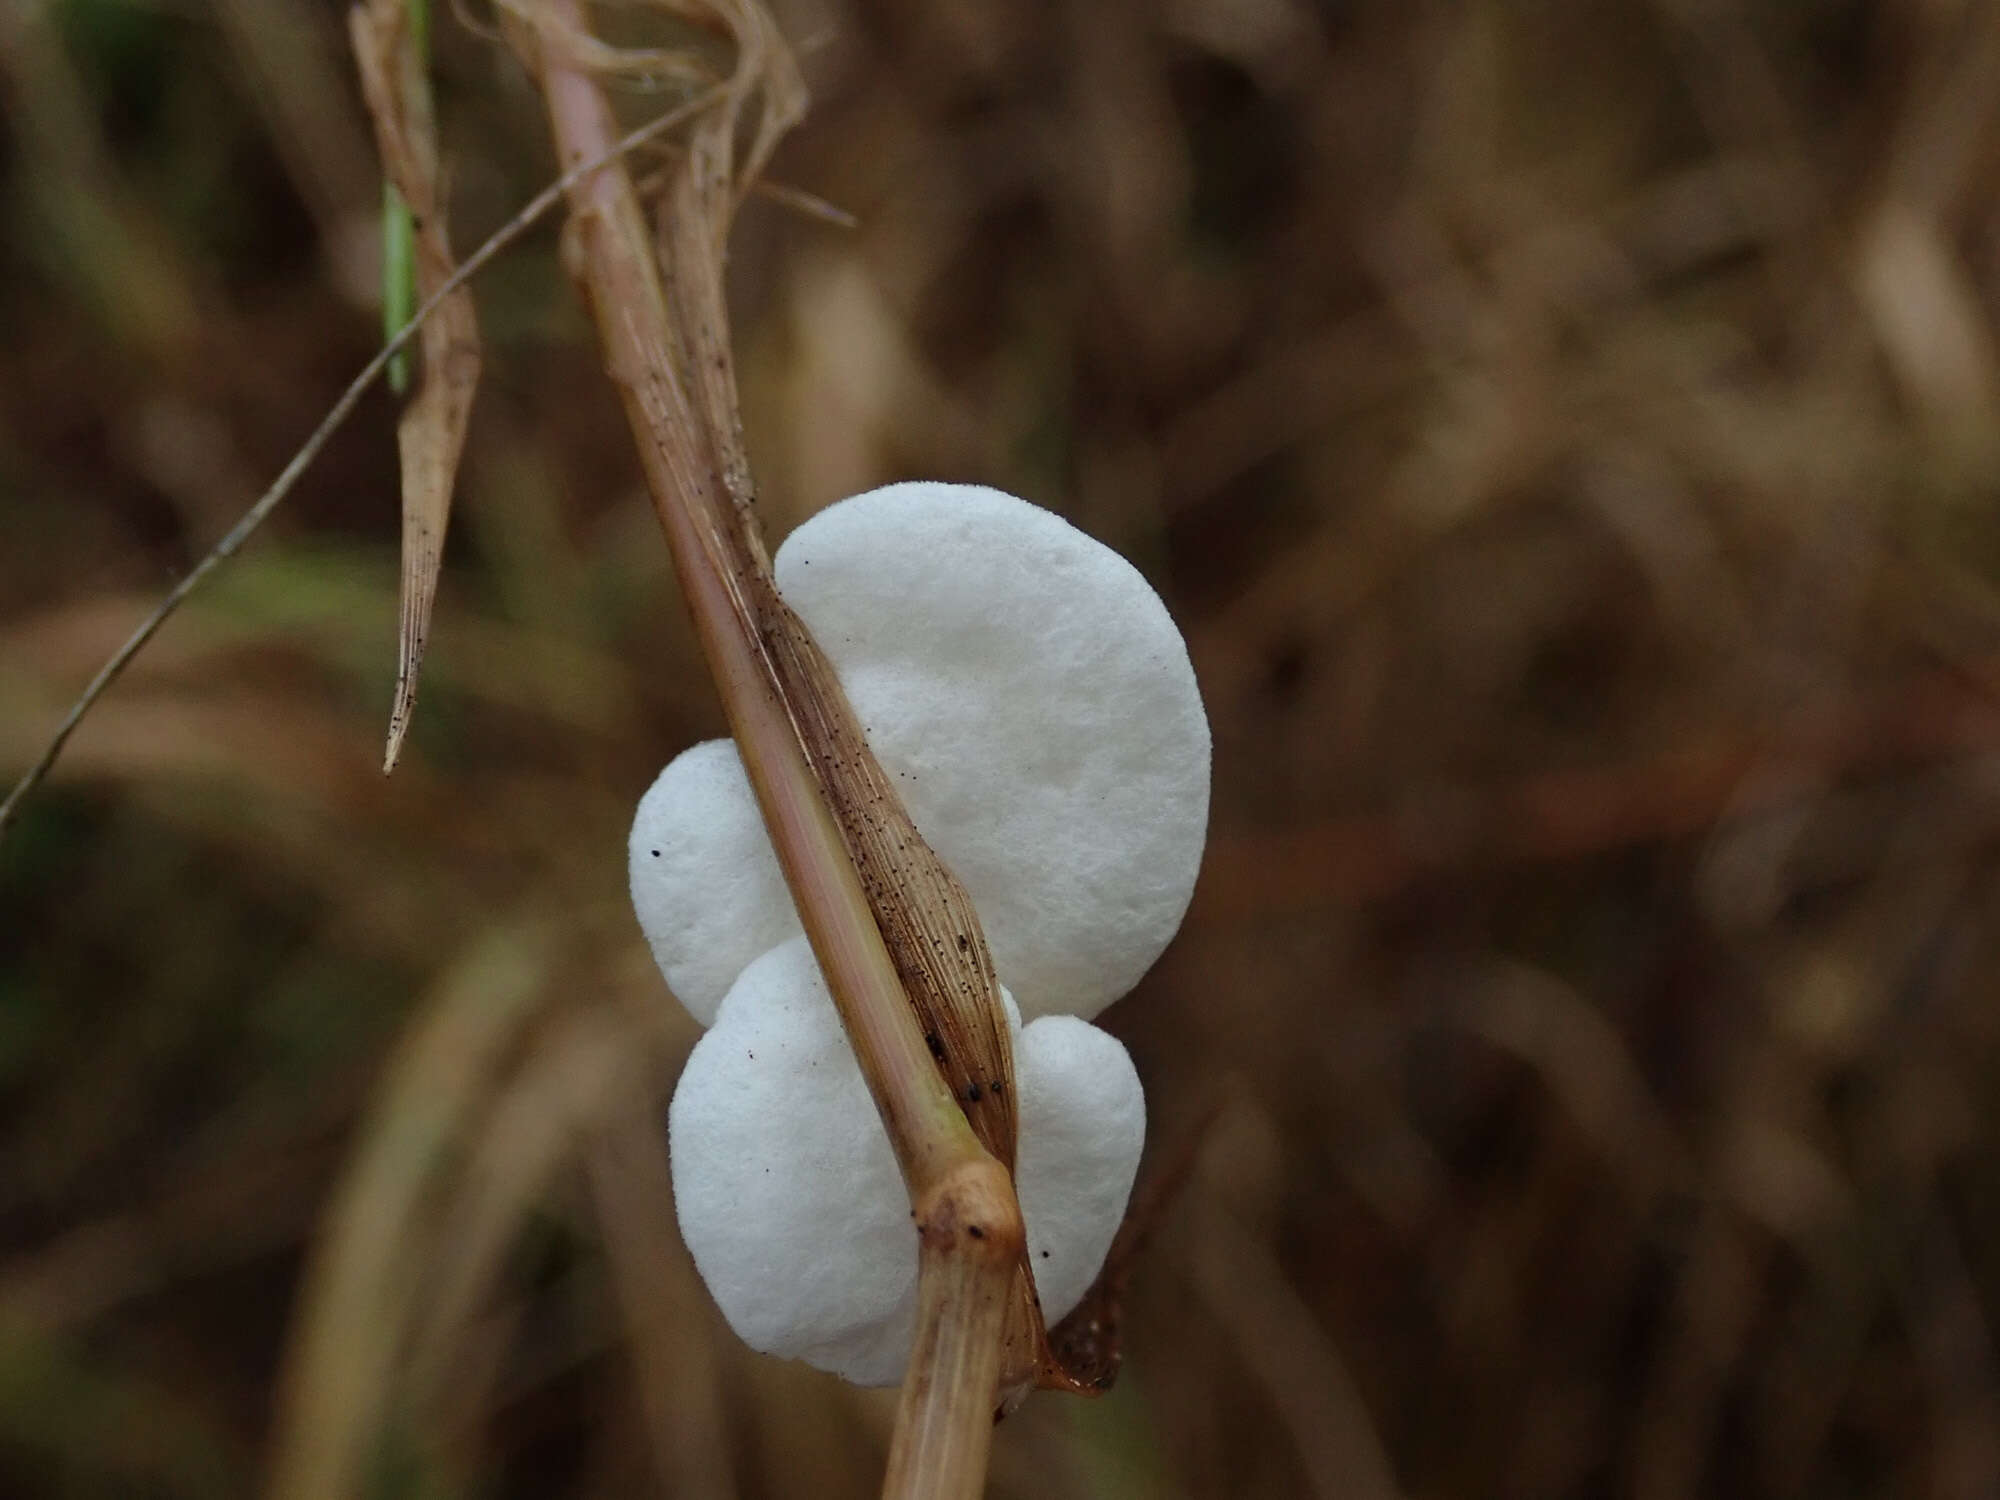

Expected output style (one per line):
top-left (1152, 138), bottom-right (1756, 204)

top-left (753, 574), bottom-right (1019, 1170)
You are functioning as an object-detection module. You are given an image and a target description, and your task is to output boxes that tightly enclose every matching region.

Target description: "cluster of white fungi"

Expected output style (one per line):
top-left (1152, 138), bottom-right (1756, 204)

top-left (630, 483), bottom-right (1210, 1385)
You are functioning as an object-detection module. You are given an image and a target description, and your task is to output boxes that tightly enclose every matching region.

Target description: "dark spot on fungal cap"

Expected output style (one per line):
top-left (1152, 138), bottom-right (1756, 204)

top-left (650, 849), bottom-right (660, 857)
top-left (965, 1083), bottom-right (983, 1102)
top-left (925, 1032), bottom-right (946, 1060)
top-left (1040, 1250), bottom-right (1049, 1259)
top-left (956, 933), bottom-right (970, 952)
top-left (967, 1225), bottom-right (984, 1239)
top-left (990, 1079), bottom-right (1004, 1095)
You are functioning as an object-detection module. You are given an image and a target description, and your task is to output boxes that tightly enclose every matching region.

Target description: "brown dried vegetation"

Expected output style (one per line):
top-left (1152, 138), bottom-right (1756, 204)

top-left (5, 2), bottom-right (2000, 1497)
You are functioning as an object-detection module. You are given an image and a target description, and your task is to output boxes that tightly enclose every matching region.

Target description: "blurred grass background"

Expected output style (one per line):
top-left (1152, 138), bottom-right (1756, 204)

top-left (7, 0), bottom-right (2000, 1496)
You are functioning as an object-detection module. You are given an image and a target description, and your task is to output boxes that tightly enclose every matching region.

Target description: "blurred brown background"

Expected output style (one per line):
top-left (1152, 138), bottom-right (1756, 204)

top-left (7, 0), bottom-right (2000, 1496)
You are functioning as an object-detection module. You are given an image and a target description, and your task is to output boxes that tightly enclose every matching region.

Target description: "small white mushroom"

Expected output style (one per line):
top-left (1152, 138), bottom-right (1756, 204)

top-left (630, 482), bottom-right (1210, 1023)
top-left (668, 935), bottom-right (1145, 1386)
top-left (627, 741), bottom-right (796, 1025)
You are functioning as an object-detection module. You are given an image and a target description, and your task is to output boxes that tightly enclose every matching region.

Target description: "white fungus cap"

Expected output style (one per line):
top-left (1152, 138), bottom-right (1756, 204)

top-left (669, 935), bottom-right (1146, 1386)
top-left (629, 482), bottom-right (1211, 1023)
top-left (628, 741), bottom-right (798, 1025)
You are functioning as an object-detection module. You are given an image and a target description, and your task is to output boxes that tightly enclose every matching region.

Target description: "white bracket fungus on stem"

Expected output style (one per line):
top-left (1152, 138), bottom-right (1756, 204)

top-left (630, 482), bottom-right (1209, 1384)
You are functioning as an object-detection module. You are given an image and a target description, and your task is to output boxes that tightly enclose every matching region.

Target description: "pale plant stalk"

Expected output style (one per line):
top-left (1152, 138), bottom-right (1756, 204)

top-left (527, 3), bottom-right (1024, 1493)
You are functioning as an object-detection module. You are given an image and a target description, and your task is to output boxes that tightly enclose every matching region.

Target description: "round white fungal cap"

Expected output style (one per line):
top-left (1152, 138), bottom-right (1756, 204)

top-left (630, 482), bottom-right (1211, 1024)
top-left (669, 935), bottom-right (1145, 1386)
top-left (629, 740), bottom-right (797, 1025)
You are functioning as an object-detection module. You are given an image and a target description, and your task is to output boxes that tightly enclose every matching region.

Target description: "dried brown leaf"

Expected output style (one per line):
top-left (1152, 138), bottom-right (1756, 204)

top-left (351, 0), bottom-right (483, 771)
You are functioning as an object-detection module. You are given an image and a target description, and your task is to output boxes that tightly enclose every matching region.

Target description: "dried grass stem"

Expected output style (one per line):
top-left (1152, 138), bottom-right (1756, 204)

top-left (524, 4), bottom-right (1023, 1491)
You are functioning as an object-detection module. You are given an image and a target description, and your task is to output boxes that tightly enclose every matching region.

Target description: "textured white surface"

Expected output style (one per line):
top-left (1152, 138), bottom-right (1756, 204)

top-left (777, 483), bottom-right (1209, 1020)
top-left (669, 935), bottom-right (1144, 1385)
top-left (1013, 1015), bottom-right (1146, 1322)
top-left (627, 482), bottom-right (1211, 1026)
top-left (629, 741), bottom-right (797, 1025)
